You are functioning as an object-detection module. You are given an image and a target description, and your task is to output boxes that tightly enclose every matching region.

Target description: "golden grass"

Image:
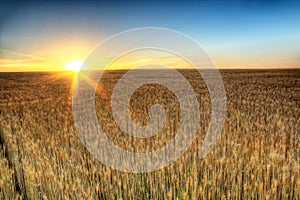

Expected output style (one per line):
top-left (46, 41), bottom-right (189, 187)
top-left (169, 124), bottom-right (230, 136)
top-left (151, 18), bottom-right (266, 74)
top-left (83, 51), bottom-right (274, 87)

top-left (0, 69), bottom-right (299, 199)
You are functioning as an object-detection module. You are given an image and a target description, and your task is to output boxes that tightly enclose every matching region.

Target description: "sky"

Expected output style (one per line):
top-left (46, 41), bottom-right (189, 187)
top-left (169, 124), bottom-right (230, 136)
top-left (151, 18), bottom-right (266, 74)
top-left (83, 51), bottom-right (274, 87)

top-left (0, 0), bottom-right (300, 72)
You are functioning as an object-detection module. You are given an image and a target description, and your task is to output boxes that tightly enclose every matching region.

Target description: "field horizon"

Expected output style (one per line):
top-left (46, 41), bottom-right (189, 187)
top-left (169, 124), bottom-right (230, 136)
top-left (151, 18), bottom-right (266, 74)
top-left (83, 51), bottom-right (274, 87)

top-left (1, 67), bottom-right (300, 73)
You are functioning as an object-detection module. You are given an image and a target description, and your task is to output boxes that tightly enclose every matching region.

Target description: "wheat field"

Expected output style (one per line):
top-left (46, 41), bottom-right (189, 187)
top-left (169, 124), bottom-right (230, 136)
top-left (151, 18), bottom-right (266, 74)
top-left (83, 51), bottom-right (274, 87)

top-left (0, 69), bottom-right (299, 199)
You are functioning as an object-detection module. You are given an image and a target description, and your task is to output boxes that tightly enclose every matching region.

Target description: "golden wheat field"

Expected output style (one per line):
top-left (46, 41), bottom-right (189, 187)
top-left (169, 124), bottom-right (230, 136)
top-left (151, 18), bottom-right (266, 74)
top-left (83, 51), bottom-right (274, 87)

top-left (0, 69), bottom-right (299, 199)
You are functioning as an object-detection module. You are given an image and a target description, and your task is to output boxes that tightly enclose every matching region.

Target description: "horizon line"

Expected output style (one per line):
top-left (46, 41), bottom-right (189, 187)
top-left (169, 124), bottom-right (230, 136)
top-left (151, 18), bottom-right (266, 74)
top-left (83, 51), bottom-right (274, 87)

top-left (0, 67), bottom-right (299, 73)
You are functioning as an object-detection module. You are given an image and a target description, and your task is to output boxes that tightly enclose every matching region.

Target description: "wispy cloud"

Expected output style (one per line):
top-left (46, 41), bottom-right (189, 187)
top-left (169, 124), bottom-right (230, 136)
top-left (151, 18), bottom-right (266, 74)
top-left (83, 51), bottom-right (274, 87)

top-left (0, 49), bottom-right (51, 71)
top-left (0, 49), bottom-right (44, 61)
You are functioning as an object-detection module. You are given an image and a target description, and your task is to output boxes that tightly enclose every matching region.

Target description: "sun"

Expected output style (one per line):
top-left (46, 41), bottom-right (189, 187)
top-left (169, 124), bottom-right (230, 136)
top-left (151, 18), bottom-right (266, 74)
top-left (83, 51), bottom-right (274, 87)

top-left (65, 61), bottom-right (83, 72)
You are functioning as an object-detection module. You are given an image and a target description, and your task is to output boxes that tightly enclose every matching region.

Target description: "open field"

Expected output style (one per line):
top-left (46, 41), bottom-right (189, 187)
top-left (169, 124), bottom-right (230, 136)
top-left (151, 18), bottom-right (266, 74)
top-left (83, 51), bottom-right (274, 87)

top-left (0, 69), bottom-right (299, 199)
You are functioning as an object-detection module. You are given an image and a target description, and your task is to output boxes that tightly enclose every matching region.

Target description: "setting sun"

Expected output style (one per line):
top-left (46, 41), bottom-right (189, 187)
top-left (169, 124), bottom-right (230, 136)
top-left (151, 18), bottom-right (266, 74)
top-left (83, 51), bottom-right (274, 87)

top-left (65, 61), bottom-right (83, 72)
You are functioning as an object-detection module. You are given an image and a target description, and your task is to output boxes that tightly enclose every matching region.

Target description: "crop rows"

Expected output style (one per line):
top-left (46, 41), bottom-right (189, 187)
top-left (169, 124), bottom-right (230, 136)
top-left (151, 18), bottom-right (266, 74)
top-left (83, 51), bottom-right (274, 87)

top-left (0, 69), bottom-right (299, 199)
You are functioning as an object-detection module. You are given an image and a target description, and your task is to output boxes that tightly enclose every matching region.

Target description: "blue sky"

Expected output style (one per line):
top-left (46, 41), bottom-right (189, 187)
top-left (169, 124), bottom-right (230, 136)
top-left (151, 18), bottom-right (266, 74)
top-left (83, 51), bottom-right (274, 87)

top-left (0, 0), bottom-right (299, 71)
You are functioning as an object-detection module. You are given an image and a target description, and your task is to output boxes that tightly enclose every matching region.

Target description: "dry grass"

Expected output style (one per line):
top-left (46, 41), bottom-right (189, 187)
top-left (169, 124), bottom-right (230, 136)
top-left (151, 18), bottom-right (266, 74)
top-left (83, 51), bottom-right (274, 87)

top-left (0, 69), bottom-right (299, 199)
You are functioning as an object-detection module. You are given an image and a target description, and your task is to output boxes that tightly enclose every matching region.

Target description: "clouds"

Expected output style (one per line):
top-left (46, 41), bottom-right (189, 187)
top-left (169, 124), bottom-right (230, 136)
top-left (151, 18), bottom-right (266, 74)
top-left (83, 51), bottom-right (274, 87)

top-left (0, 49), bottom-right (44, 61)
top-left (0, 49), bottom-right (49, 71)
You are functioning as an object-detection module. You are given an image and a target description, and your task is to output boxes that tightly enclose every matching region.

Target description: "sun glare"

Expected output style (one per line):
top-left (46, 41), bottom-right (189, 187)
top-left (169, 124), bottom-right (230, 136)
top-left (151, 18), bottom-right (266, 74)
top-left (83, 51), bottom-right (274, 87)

top-left (65, 61), bottom-right (83, 72)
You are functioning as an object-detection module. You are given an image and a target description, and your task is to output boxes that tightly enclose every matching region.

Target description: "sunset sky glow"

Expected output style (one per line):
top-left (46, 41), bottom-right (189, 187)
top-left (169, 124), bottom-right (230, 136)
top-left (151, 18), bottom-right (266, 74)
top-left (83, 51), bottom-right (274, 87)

top-left (0, 0), bottom-right (300, 72)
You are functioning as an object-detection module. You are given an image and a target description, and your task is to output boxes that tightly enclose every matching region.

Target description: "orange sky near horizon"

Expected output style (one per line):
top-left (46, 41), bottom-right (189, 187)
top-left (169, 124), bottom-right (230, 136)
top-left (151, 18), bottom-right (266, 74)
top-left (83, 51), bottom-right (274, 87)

top-left (0, 39), bottom-right (95, 72)
top-left (1, 42), bottom-right (299, 72)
